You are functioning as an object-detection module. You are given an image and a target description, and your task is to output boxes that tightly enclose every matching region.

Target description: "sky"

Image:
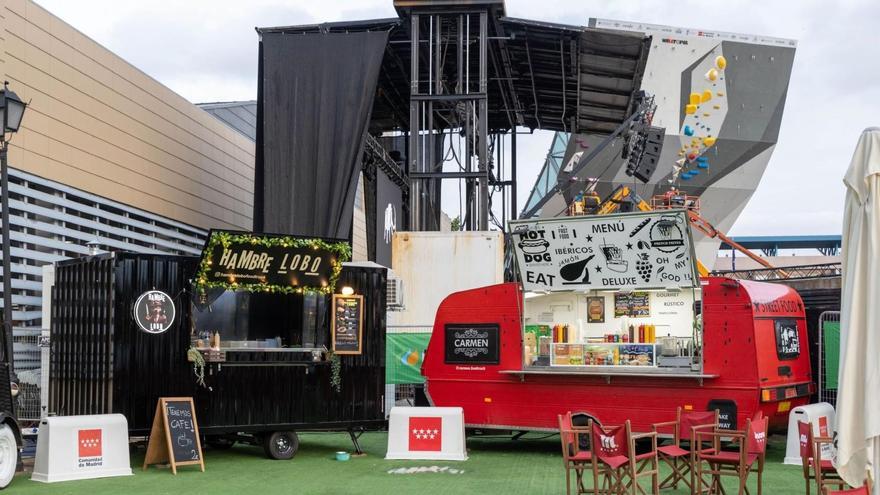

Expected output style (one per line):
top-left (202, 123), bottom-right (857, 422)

top-left (36, 0), bottom-right (880, 237)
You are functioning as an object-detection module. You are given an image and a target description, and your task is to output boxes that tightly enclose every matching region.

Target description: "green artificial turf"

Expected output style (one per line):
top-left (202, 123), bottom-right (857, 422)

top-left (11, 432), bottom-right (810, 494)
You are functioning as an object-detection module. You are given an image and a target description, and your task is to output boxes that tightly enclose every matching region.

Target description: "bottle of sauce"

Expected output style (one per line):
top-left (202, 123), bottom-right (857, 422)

top-left (629, 324), bottom-right (635, 343)
top-left (638, 324), bottom-right (645, 344)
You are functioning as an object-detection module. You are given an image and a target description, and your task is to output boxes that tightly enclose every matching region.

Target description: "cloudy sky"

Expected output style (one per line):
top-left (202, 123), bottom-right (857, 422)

top-left (37, 0), bottom-right (879, 237)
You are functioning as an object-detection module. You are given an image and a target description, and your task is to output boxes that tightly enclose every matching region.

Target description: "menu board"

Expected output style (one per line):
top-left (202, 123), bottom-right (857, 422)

top-left (614, 292), bottom-right (650, 318)
top-left (143, 397), bottom-right (204, 474)
top-left (510, 211), bottom-right (699, 292)
top-left (332, 294), bottom-right (363, 355)
top-left (165, 401), bottom-right (200, 463)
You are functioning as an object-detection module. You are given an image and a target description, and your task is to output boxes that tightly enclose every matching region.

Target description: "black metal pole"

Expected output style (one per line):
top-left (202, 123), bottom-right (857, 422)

top-left (1, 139), bottom-right (11, 364)
top-left (510, 129), bottom-right (517, 220)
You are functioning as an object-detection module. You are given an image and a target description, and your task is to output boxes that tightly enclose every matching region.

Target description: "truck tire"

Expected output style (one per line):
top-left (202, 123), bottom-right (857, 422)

top-left (0, 425), bottom-right (16, 489)
top-left (262, 431), bottom-right (299, 460)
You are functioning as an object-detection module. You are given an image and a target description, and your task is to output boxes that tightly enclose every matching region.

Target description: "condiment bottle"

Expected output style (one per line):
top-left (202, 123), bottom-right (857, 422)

top-left (638, 324), bottom-right (645, 343)
top-left (628, 324), bottom-right (635, 343)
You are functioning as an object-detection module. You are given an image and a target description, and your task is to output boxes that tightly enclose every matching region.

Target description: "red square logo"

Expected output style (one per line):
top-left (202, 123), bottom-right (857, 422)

top-left (78, 429), bottom-right (102, 457)
top-left (408, 417), bottom-right (442, 452)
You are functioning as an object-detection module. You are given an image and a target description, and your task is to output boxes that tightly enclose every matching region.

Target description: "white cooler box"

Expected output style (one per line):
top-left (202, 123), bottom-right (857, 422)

top-left (386, 406), bottom-right (467, 461)
top-left (783, 402), bottom-right (836, 465)
top-left (32, 414), bottom-right (133, 483)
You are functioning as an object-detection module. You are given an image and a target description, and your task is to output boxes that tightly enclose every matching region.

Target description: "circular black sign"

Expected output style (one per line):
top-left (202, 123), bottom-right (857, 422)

top-left (133, 290), bottom-right (176, 334)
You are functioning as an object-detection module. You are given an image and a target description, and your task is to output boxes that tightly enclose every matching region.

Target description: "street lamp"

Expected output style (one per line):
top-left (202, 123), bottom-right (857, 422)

top-left (1, 81), bottom-right (27, 365)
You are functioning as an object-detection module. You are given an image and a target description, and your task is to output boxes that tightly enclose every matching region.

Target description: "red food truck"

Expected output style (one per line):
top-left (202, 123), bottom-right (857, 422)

top-left (421, 211), bottom-right (812, 433)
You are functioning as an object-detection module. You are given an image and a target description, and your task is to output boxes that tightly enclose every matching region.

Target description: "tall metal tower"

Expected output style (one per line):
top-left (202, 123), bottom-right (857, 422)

top-left (396, 0), bottom-right (504, 231)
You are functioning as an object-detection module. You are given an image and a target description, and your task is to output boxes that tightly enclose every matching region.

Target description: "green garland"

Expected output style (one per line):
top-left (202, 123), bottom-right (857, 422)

top-left (328, 351), bottom-right (342, 393)
top-left (194, 231), bottom-right (351, 295)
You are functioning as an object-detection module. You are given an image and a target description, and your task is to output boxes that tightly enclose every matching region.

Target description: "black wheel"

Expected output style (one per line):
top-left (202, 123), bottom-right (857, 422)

top-left (262, 431), bottom-right (299, 460)
top-left (206, 437), bottom-right (236, 450)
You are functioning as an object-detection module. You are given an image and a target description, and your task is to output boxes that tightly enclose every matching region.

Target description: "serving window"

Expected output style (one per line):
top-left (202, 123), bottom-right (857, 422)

top-left (522, 288), bottom-right (702, 371)
top-left (192, 291), bottom-right (329, 351)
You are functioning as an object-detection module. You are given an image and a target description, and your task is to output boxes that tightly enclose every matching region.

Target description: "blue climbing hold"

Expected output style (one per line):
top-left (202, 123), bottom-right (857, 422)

top-left (684, 125), bottom-right (694, 136)
top-left (697, 162), bottom-right (709, 169)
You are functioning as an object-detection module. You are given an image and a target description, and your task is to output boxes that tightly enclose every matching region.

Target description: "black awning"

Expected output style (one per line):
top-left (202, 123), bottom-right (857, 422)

top-left (257, 13), bottom-right (650, 135)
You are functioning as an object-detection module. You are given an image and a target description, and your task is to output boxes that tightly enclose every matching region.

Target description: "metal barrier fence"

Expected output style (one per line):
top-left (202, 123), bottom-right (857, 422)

top-left (13, 327), bottom-right (42, 422)
top-left (818, 311), bottom-right (840, 407)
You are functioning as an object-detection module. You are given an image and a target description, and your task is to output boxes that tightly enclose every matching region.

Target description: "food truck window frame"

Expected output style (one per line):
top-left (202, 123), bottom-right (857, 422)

top-left (509, 211), bottom-right (704, 374)
top-left (773, 318), bottom-right (801, 361)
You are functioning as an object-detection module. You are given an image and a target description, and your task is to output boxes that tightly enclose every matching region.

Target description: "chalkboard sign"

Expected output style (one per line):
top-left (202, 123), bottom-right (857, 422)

top-left (332, 294), bottom-right (363, 355)
top-left (614, 292), bottom-right (650, 318)
top-left (143, 397), bottom-right (205, 474)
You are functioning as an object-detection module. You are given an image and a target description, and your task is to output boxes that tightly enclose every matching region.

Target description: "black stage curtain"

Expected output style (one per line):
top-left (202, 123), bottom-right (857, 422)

top-left (255, 31), bottom-right (389, 238)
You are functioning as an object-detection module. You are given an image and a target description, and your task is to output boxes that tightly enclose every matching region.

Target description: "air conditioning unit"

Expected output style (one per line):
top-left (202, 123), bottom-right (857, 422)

top-left (387, 276), bottom-right (405, 311)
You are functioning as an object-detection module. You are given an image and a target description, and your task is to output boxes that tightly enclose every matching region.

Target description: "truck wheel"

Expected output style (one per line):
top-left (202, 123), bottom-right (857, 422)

top-left (0, 425), bottom-right (16, 489)
top-left (262, 431), bottom-right (299, 460)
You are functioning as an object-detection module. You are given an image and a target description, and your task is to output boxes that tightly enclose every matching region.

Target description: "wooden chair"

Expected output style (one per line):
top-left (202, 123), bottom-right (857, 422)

top-left (797, 421), bottom-right (844, 495)
top-left (652, 407), bottom-right (719, 492)
top-left (558, 413), bottom-right (599, 495)
top-left (827, 476), bottom-right (872, 495)
top-left (695, 416), bottom-right (769, 495)
top-left (592, 420), bottom-right (659, 494)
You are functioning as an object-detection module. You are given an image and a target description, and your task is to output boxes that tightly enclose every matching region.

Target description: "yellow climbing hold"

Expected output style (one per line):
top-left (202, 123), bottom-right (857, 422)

top-left (701, 90), bottom-right (713, 103)
top-left (715, 55), bottom-right (727, 70)
top-left (689, 93), bottom-right (701, 105)
top-left (717, 92), bottom-right (725, 97)
top-left (685, 104), bottom-right (697, 115)
top-left (713, 105), bottom-right (721, 110)
top-left (705, 68), bottom-right (718, 81)
top-left (703, 112), bottom-right (711, 117)
top-left (703, 136), bottom-right (717, 147)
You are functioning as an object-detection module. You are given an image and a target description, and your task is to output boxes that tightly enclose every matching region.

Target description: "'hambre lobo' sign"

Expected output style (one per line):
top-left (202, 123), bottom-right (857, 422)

top-left (198, 230), bottom-right (345, 291)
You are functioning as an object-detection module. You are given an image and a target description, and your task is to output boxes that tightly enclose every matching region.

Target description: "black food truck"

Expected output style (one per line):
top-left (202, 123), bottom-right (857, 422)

top-left (49, 230), bottom-right (387, 459)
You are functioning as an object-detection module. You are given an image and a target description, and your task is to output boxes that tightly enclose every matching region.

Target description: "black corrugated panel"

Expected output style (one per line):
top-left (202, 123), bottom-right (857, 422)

top-left (51, 253), bottom-right (386, 435)
top-left (798, 287), bottom-right (840, 403)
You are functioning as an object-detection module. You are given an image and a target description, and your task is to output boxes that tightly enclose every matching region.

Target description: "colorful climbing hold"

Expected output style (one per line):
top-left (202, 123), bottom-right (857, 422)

top-left (689, 93), bottom-right (701, 105)
top-left (715, 55), bottom-right (727, 70)
top-left (683, 125), bottom-right (694, 136)
top-left (705, 68), bottom-right (718, 81)
top-left (703, 136), bottom-right (717, 147)
top-left (701, 90), bottom-right (713, 103)
top-left (685, 104), bottom-right (697, 115)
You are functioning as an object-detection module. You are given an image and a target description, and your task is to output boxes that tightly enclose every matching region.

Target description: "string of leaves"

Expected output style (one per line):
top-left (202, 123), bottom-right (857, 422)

top-left (187, 346), bottom-right (207, 388)
top-left (193, 231), bottom-right (351, 295)
top-left (328, 351), bottom-right (342, 393)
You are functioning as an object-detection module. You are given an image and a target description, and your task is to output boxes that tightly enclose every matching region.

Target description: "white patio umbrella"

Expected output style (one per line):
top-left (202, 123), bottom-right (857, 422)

top-left (837, 127), bottom-right (880, 492)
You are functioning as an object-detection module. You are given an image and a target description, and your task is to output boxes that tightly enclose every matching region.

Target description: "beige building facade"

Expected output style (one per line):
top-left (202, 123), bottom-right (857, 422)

top-left (2, 0), bottom-right (255, 230)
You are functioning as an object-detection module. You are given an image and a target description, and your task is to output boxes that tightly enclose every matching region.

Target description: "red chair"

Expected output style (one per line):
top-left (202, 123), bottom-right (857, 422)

top-left (652, 407), bottom-right (719, 492)
top-left (798, 420), bottom-right (844, 495)
top-left (558, 413), bottom-right (599, 495)
top-left (695, 416), bottom-right (769, 495)
top-left (592, 420), bottom-right (659, 494)
top-left (827, 476), bottom-right (872, 494)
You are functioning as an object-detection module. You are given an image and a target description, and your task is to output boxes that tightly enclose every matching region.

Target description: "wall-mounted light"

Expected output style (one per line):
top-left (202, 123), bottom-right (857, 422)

top-left (341, 286), bottom-right (354, 296)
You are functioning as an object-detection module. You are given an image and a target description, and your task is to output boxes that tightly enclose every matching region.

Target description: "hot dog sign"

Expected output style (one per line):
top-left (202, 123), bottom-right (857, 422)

top-left (510, 211), bottom-right (699, 292)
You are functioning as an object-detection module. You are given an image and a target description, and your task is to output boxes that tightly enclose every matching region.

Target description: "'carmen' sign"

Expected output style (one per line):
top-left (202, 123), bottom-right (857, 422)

top-left (444, 324), bottom-right (500, 365)
top-left (195, 230), bottom-right (351, 294)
